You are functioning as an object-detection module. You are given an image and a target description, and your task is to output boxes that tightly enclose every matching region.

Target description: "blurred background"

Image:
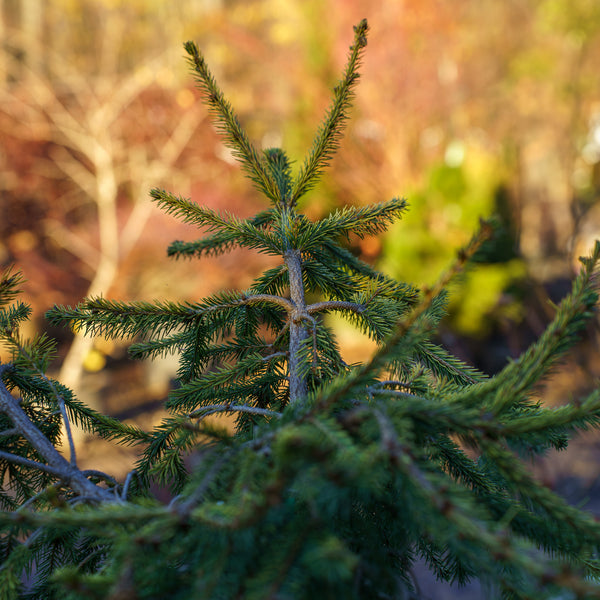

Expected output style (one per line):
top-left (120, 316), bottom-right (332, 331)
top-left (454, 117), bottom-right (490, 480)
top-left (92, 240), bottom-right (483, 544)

top-left (1, 0), bottom-right (600, 520)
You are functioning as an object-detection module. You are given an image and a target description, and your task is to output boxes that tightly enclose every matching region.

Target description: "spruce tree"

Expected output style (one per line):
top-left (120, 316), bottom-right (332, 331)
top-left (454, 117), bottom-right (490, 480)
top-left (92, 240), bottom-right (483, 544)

top-left (2, 18), bottom-right (600, 599)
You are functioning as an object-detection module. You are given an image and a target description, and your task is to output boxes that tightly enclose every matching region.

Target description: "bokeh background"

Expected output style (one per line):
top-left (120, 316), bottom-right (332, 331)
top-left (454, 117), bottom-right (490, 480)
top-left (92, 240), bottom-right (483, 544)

top-left (1, 0), bottom-right (600, 534)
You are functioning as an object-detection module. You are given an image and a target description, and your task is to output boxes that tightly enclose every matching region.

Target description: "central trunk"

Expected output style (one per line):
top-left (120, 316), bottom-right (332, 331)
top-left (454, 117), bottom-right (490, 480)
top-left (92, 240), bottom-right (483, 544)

top-left (285, 249), bottom-right (309, 404)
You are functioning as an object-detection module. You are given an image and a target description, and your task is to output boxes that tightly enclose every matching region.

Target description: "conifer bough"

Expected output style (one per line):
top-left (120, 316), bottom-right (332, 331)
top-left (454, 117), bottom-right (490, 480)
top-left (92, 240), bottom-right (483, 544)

top-left (1, 18), bottom-right (600, 599)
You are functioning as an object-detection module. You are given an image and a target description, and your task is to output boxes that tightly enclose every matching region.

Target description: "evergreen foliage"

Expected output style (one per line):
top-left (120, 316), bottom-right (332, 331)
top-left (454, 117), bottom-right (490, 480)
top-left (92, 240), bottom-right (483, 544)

top-left (1, 18), bottom-right (600, 599)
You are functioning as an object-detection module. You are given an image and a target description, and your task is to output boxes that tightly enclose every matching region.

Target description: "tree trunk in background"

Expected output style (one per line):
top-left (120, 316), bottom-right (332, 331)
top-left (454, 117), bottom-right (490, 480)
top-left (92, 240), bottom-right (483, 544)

top-left (20, 0), bottom-right (43, 75)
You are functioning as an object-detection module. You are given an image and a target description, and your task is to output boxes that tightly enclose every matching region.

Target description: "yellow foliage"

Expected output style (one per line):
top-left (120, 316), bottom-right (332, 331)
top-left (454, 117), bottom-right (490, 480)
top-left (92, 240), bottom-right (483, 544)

top-left (83, 348), bottom-right (106, 372)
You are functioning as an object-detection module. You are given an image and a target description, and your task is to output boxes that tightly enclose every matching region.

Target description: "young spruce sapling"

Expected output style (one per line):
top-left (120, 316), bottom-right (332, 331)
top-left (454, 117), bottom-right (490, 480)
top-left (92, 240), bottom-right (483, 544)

top-left (1, 18), bottom-right (600, 600)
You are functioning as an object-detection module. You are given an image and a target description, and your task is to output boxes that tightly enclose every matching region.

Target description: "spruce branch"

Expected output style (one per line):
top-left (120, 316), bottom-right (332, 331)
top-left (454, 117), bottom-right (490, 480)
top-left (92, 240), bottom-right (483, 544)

top-left (167, 353), bottom-right (283, 412)
top-left (120, 469), bottom-right (138, 501)
top-left (0, 449), bottom-right (66, 479)
top-left (183, 41), bottom-right (279, 203)
top-left (81, 469), bottom-right (118, 487)
top-left (454, 240), bottom-right (600, 414)
top-left (415, 341), bottom-right (486, 386)
top-left (167, 209), bottom-right (277, 259)
top-left (296, 198), bottom-right (408, 251)
top-left (0, 365), bottom-right (117, 503)
top-left (15, 482), bottom-right (65, 514)
top-left (306, 219), bottom-right (494, 414)
top-left (262, 148), bottom-right (294, 206)
top-left (368, 388), bottom-right (417, 401)
top-left (373, 380), bottom-right (413, 389)
top-left (151, 188), bottom-right (283, 255)
top-left (359, 219), bottom-right (493, 374)
top-left (290, 18), bottom-right (369, 204)
top-left (171, 450), bottom-right (232, 516)
top-left (368, 408), bottom-right (588, 598)
top-left (0, 428), bottom-right (18, 439)
top-left (13, 341), bottom-right (78, 466)
top-left (188, 404), bottom-right (282, 420)
top-left (495, 389), bottom-right (600, 439)
top-left (0, 268), bottom-right (27, 309)
top-left (300, 258), bottom-right (358, 297)
top-left (480, 438), bottom-right (600, 546)
top-left (0, 502), bottom-right (170, 530)
top-left (306, 300), bottom-right (366, 315)
top-left (60, 394), bottom-right (150, 446)
top-left (47, 292), bottom-right (294, 341)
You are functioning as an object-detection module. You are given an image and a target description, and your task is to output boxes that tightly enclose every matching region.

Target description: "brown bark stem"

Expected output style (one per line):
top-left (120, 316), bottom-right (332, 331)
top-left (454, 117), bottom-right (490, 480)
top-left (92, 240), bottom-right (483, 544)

top-left (284, 249), bottom-right (309, 404)
top-left (0, 365), bottom-right (117, 503)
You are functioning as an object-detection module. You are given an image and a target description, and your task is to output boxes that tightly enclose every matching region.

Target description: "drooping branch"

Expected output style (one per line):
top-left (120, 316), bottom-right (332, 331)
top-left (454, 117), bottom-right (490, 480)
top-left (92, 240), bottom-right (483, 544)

top-left (0, 364), bottom-right (118, 503)
top-left (16, 342), bottom-right (78, 466)
top-left (0, 449), bottom-right (66, 479)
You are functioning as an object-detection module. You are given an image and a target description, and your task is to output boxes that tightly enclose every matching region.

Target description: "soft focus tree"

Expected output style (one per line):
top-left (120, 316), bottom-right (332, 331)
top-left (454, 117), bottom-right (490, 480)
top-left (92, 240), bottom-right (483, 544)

top-left (0, 1), bottom-right (224, 412)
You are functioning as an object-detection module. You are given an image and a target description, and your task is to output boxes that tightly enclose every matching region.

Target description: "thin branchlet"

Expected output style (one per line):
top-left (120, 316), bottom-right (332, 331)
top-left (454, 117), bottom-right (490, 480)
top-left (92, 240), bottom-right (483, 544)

top-left (183, 42), bottom-right (279, 203)
top-left (291, 18), bottom-right (369, 204)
